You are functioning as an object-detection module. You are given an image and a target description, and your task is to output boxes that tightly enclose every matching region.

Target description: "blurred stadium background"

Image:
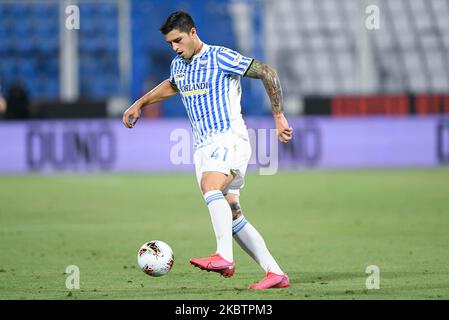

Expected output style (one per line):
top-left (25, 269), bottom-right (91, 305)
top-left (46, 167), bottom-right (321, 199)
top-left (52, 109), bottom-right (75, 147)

top-left (0, 0), bottom-right (448, 172)
top-left (1, 0), bottom-right (449, 300)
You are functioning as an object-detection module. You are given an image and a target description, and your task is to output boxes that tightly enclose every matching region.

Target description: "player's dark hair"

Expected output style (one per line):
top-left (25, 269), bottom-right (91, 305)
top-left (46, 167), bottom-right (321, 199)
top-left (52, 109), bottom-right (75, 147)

top-left (160, 11), bottom-right (196, 35)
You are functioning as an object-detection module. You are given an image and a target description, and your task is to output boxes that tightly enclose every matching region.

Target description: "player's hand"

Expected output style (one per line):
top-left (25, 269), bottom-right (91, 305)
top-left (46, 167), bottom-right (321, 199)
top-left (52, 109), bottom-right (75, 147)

top-left (274, 113), bottom-right (293, 144)
top-left (122, 103), bottom-right (142, 128)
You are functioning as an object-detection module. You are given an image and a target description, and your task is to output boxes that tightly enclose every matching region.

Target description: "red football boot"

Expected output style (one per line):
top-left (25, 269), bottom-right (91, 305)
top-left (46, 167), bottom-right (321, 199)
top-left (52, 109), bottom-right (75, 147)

top-left (190, 253), bottom-right (235, 278)
top-left (249, 272), bottom-right (290, 290)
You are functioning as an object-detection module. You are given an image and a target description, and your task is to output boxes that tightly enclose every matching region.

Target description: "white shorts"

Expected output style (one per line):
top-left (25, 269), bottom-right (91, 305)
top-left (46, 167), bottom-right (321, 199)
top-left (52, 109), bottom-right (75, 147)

top-left (194, 131), bottom-right (251, 196)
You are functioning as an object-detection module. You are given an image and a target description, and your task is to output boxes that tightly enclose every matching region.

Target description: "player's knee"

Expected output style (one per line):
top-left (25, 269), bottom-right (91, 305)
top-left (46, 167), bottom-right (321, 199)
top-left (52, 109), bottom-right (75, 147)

top-left (201, 180), bottom-right (220, 194)
top-left (200, 172), bottom-right (230, 194)
top-left (229, 202), bottom-right (242, 220)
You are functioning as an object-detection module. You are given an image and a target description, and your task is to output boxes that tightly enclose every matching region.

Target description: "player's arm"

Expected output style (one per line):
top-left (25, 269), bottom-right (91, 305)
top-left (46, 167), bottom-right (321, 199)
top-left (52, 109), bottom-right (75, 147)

top-left (244, 60), bottom-right (293, 144)
top-left (122, 79), bottom-right (178, 128)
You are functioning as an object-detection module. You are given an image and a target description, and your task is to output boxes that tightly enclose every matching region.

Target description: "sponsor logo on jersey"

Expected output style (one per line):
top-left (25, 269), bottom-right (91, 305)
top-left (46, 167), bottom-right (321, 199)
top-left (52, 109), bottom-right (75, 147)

top-left (180, 82), bottom-right (210, 97)
top-left (174, 73), bottom-right (185, 81)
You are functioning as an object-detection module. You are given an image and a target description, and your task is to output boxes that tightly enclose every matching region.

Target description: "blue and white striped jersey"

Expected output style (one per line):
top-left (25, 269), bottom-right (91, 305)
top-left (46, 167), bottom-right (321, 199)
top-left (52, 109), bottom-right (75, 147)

top-left (169, 43), bottom-right (254, 148)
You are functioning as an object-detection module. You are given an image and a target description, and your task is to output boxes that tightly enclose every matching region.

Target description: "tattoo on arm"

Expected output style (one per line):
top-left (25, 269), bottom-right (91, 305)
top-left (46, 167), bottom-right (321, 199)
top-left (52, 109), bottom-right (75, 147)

top-left (245, 60), bottom-right (283, 114)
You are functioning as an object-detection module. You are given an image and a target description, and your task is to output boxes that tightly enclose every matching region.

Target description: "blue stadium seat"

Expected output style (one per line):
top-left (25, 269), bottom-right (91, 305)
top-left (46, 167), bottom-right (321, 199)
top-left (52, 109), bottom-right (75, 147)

top-left (16, 37), bottom-right (33, 53)
top-left (9, 4), bottom-right (28, 17)
top-left (17, 59), bottom-right (34, 76)
top-left (101, 19), bottom-right (118, 35)
top-left (39, 37), bottom-right (58, 53)
top-left (13, 18), bottom-right (33, 36)
top-left (32, 3), bottom-right (54, 17)
top-left (106, 79), bottom-right (120, 94)
top-left (0, 58), bottom-right (16, 81)
top-left (46, 79), bottom-right (58, 97)
top-left (98, 3), bottom-right (116, 16)
top-left (80, 18), bottom-right (97, 34)
top-left (5, 3), bottom-right (90, 99)
top-left (33, 18), bottom-right (56, 37)
top-left (0, 27), bottom-right (9, 53)
top-left (80, 36), bottom-right (101, 52)
top-left (22, 77), bottom-right (38, 97)
top-left (36, 77), bottom-right (58, 98)
top-left (79, 4), bottom-right (96, 17)
top-left (90, 80), bottom-right (108, 97)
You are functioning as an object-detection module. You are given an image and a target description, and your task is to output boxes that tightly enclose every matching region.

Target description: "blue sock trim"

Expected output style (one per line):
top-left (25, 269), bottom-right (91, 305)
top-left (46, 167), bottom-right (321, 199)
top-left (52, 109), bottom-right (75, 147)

top-left (232, 217), bottom-right (248, 235)
top-left (205, 192), bottom-right (224, 205)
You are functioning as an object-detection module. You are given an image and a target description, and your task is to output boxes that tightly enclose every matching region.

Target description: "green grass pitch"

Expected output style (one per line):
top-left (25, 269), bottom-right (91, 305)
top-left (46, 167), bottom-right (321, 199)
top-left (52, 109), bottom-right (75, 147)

top-left (0, 169), bottom-right (448, 300)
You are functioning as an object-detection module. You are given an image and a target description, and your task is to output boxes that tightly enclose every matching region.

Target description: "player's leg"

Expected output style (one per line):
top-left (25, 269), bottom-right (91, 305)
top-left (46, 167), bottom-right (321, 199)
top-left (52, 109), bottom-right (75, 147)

top-left (201, 171), bottom-right (235, 263)
top-left (189, 171), bottom-right (236, 277)
top-left (225, 192), bottom-right (283, 273)
top-left (225, 192), bottom-right (290, 289)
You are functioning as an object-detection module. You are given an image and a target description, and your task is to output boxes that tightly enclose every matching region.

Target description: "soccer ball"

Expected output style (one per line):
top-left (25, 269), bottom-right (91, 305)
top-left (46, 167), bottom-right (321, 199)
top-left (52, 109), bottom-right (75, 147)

top-left (137, 240), bottom-right (174, 277)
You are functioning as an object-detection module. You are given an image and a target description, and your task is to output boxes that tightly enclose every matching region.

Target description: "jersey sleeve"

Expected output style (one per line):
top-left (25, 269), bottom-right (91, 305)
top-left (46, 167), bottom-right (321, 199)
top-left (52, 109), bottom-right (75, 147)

top-left (168, 59), bottom-right (177, 87)
top-left (216, 47), bottom-right (254, 76)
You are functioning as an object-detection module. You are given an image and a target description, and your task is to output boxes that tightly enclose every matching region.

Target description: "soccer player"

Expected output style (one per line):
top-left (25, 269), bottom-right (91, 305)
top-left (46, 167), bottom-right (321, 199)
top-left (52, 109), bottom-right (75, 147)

top-left (123, 11), bottom-right (293, 290)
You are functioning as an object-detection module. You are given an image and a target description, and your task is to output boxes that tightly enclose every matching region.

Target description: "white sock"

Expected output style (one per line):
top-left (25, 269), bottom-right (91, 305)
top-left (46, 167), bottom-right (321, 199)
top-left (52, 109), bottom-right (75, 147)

top-left (204, 190), bottom-right (233, 262)
top-left (232, 215), bottom-right (284, 275)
